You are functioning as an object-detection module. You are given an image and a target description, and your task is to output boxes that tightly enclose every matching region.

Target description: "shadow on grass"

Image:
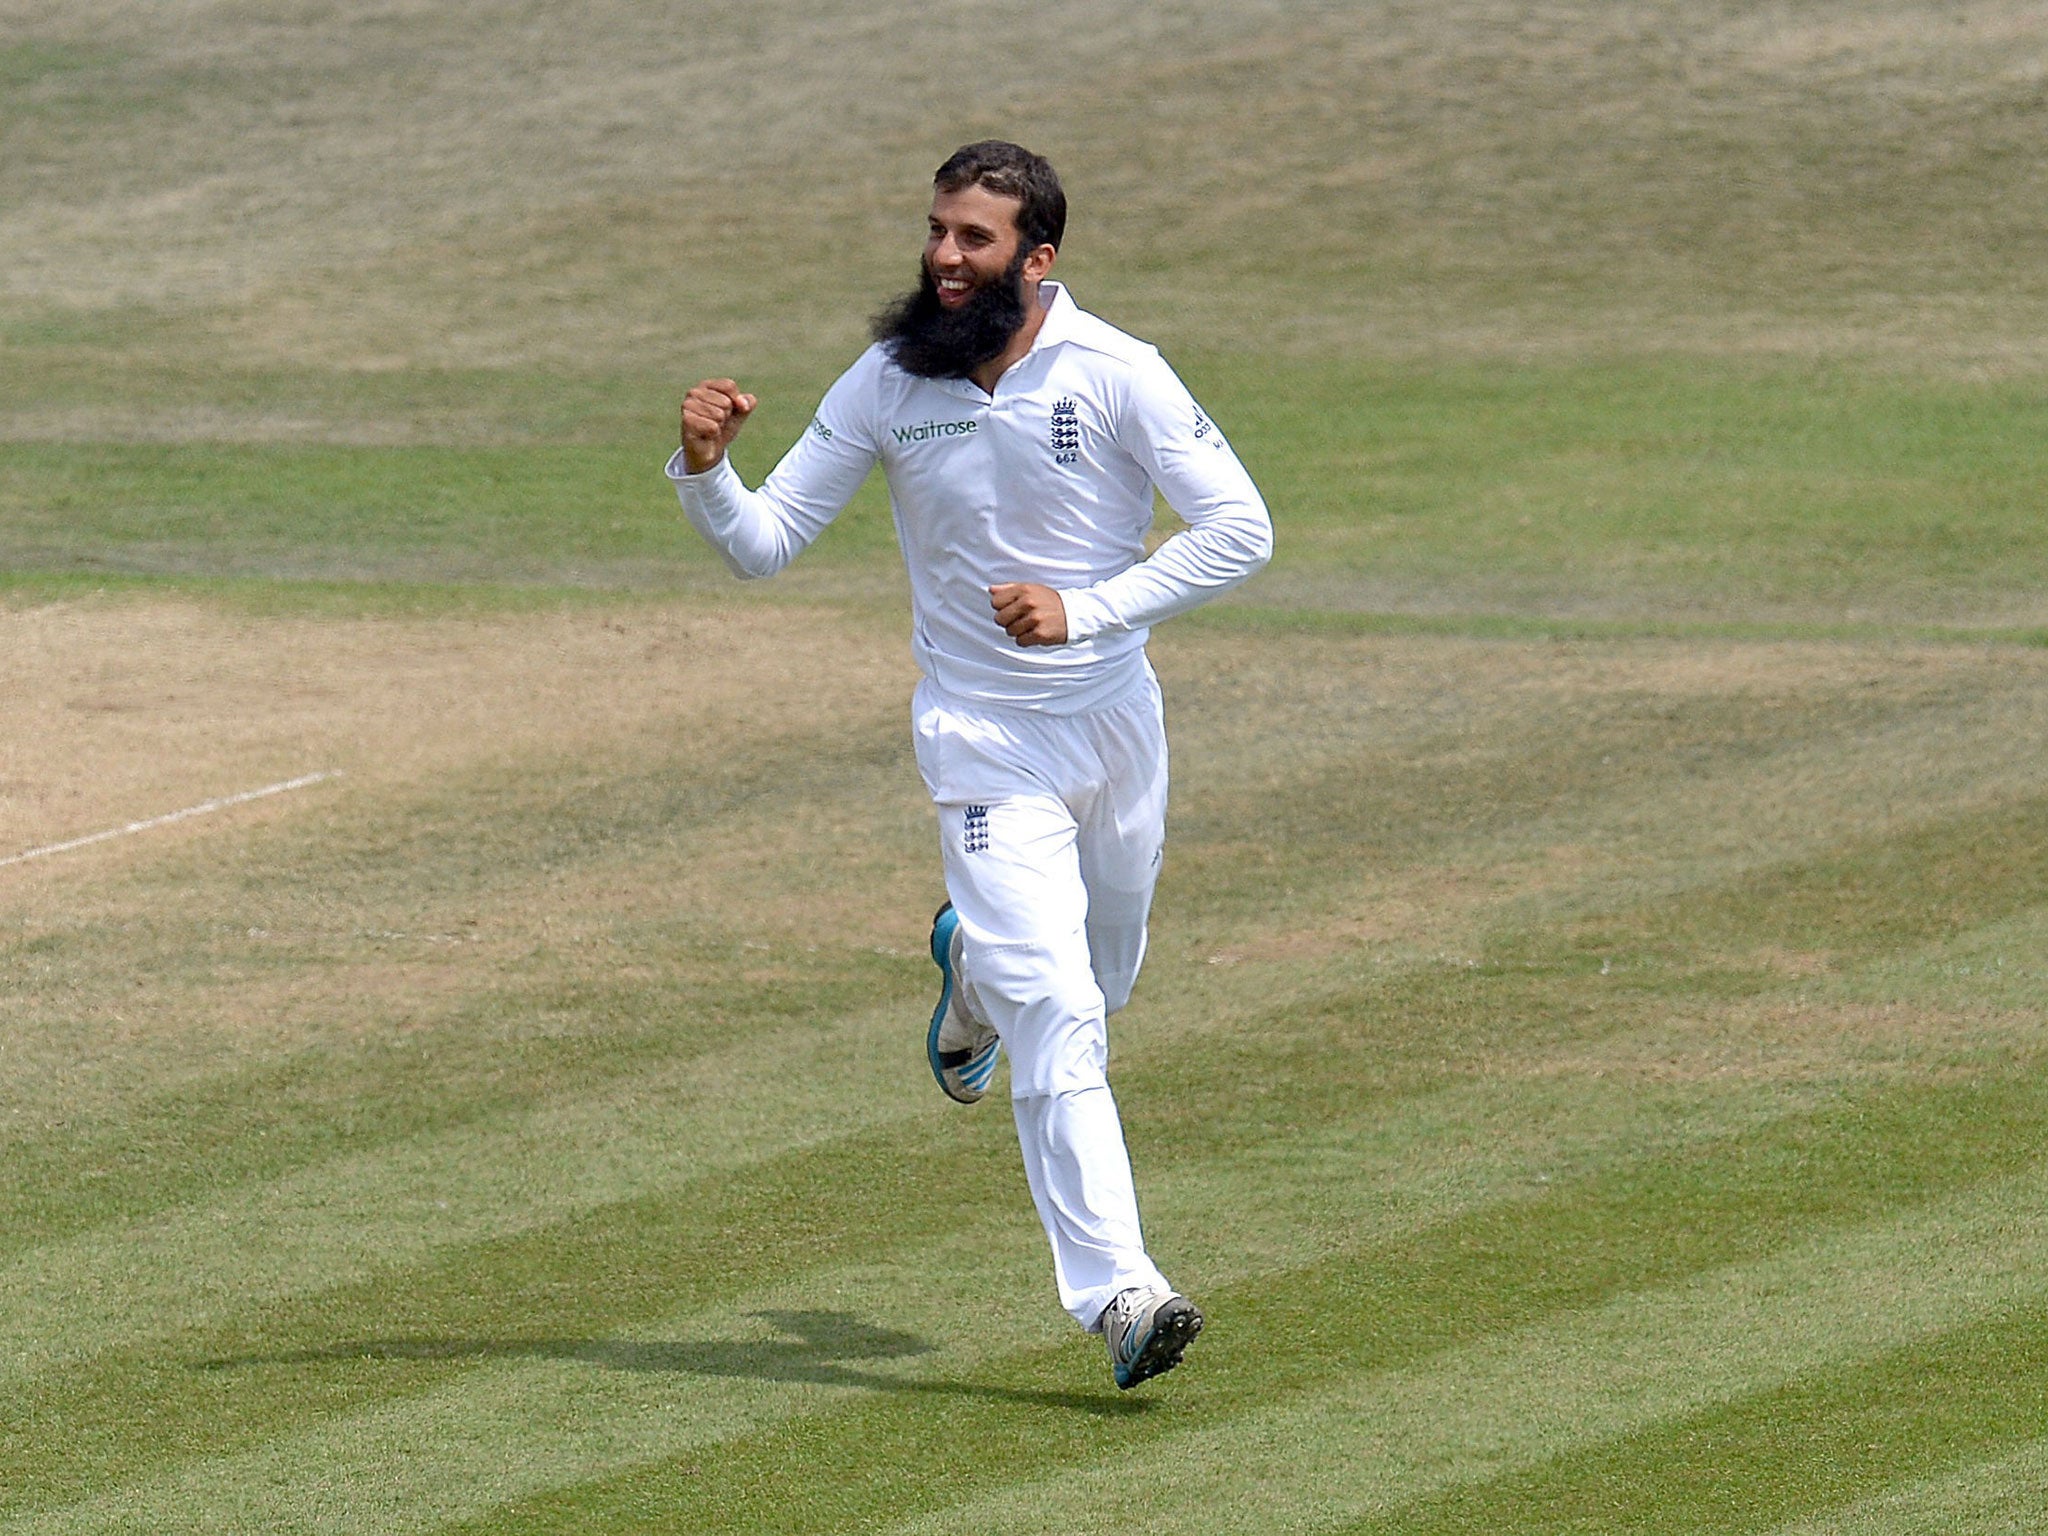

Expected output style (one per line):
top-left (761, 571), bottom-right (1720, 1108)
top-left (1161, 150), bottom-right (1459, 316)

top-left (193, 1308), bottom-right (1147, 1417)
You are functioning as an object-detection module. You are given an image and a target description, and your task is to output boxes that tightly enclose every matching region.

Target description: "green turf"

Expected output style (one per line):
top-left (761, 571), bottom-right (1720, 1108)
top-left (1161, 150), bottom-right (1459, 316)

top-left (412, 1073), bottom-right (2048, 1536)
top-left (1354, 1307), bottom-right (2048, 1535)
top-left (6, 360), bottom-right (2047, 634)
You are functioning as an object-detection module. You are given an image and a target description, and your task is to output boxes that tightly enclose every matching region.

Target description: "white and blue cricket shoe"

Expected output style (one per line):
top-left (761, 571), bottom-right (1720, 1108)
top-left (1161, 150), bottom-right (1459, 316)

top-left (927, 902), bottom-right (1001, 1104)
top-left (1101, 1287), bottom-right (1203, 1390)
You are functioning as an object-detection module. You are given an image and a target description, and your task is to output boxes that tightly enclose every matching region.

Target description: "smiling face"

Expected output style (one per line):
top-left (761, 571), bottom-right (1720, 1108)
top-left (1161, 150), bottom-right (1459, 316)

top-left (924, 183), bottom-right (1055, 310)
top-left (872, 179), bottom-right (1060, 382)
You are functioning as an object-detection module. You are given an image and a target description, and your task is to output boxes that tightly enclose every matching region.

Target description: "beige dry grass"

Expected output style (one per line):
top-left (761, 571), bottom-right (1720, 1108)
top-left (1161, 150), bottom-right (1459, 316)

top-left (0, 593), bottom-right (914, 861)
top-left (6, 0), bottom-right (2045, 390)
top-left (11, 600), bottom-right (2032, 926)
top-left (0, 592), bottom-right (926, 1118)
top-left (1515, 996), bottom-right (2040, 1087)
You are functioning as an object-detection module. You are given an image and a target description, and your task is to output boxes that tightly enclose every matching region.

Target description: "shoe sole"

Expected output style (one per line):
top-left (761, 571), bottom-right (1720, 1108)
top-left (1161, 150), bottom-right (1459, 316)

top-left (926, 903), bottom-right (992, 1104)
top-left (1115, 1297), bottom-right (1204, 1390)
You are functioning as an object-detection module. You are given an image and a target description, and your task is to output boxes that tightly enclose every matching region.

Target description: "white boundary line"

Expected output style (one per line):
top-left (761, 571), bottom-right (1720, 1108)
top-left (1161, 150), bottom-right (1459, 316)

top-left (0, 770), bottom-right (343, 870)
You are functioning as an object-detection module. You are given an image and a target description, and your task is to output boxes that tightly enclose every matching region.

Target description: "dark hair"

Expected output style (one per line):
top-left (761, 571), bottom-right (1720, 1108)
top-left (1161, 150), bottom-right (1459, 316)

top-left (934, 140), bottom-right (1066, 251)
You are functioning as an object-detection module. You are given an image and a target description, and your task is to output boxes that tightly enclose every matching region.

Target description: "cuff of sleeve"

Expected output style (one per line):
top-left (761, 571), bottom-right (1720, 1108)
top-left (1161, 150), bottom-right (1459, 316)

top-left (663, 447), bottom-right (734, 484)
top-left (1058, 588), bottom-right (1116, 643)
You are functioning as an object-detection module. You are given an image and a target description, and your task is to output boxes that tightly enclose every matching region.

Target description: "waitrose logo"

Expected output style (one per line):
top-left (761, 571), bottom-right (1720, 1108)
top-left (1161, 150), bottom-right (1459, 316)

top-left (892, 418), bottom-right (978, 444)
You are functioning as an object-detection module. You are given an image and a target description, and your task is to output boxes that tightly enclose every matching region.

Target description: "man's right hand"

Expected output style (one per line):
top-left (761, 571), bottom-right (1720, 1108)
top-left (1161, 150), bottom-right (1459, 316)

top-left (680, 380), bottom-right (758, 474)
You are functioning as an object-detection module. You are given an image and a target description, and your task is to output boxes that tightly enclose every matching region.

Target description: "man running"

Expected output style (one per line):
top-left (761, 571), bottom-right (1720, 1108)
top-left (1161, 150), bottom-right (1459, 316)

top-left (667, 140), bottom-right (1271, 1389)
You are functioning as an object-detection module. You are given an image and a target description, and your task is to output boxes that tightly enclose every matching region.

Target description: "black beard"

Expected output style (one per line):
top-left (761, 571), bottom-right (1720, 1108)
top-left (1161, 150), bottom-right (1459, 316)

top-left (871, 248), bottom-right (1032, 379)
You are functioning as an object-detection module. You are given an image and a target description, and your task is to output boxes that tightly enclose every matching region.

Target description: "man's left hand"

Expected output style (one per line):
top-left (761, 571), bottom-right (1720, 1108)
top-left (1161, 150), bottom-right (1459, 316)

top-left (990, 583), bottom-right (1068, 647)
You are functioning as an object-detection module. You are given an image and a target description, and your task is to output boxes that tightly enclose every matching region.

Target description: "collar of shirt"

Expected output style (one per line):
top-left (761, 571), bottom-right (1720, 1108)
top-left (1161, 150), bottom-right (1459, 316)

top-left (1026, 280), bottom-right (1080, 351)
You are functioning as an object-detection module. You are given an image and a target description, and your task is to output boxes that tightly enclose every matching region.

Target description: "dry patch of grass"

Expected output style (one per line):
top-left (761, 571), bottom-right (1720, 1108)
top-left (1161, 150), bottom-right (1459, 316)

top-left (0, 593), bottom-right (923, 1108)
top-left (1164, 628), bottom-right (2048, 919)
top-left (0, 592), bottom-right (914, 863)
top-left (1518, 997), bottom-right (2033, 1088)
top-left (6, 0), bottom-right (2045, 382)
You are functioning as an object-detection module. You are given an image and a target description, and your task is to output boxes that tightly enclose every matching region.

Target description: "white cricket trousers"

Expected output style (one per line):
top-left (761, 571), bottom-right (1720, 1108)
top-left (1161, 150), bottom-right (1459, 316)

top-left (912, 669), bottom-right (1174, 1331)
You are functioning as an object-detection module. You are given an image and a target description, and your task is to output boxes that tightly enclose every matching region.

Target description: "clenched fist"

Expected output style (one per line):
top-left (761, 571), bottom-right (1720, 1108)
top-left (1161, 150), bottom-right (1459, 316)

top-left (990, 582), bottom-right (1068, 647)
top-left (679, 379), bottom-right (758, 474)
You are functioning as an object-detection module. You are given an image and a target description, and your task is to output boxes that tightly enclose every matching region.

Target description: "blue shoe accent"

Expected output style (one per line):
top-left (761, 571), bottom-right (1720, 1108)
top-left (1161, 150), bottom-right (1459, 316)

top-left (925, 901), bottom-right (963, 1096)
top-left (927, 902), bottom-right (1000, 1103)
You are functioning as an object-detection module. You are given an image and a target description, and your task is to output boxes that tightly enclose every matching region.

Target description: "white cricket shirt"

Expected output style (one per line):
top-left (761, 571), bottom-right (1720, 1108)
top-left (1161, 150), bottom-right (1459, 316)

top-left (665, 282), bottom-right (1272, 714)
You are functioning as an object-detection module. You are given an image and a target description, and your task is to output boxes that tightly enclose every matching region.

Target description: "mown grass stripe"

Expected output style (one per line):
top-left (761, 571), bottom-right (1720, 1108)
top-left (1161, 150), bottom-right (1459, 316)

top-left (422, 1069), bottom-right (2048, 1535)
top-left (0, 944), bottom-right (921, 1257)
top-left (1565, 793), bottom-right (2048, 967)
top-left (1761, 1436), bottom-right (2048, 1536)
top-left (0, 907), bottom-right (1687, 1403)
top-left (6, 942), bottom-right (2036, 1520)
top-left (0, 442), bottom-right (715, 578)
top-left (11, 700), bottom-right (2030, 1290)
top-left (1169, 1073), bottom-right (2048, 1399)
top-left (0, 995), bottom-right (942, 1384)
top-left (37, 1129), bottom-right (2046, 1536)
top-left (1345, 1304), bottom-right (2048, 1536)
top-left (884, 1155), bottom-right (2048, 1536)
top-left (0, 1228), bottom-right (1079, 1536)
top-left (0, 872), bottom-right (1689, 1383)
top-left (0, 1110), bottom-right (1019, 1513)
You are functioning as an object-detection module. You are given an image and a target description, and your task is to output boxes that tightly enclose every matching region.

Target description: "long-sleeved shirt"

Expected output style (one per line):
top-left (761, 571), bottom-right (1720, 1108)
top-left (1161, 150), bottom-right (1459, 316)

top-left (665, 282), bottom-right (1273, 715)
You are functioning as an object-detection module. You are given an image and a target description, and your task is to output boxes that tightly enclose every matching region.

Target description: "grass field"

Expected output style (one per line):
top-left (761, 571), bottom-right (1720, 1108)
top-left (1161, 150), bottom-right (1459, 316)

top-left (5, 1), bottom-right (2048, 1532)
